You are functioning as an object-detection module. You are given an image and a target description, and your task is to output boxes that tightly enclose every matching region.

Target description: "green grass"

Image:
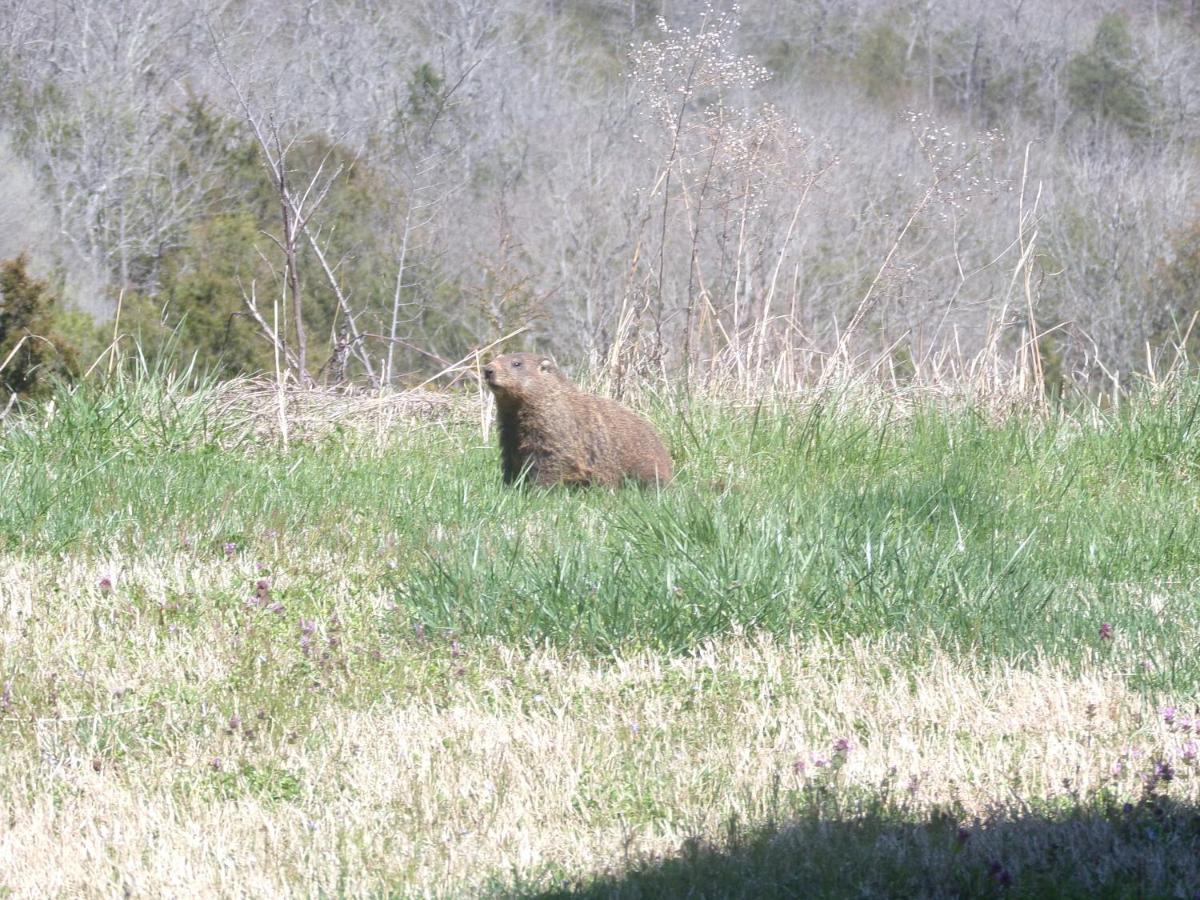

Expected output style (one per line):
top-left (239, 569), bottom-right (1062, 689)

top-left (4, 377), bottom-right (1199, 685)
top-left (3, 373), bottom-right (1200, 896)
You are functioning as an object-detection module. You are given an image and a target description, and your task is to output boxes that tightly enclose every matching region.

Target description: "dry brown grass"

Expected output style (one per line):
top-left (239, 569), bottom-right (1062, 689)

top-left (0, 550), bottom-right (1194, 897)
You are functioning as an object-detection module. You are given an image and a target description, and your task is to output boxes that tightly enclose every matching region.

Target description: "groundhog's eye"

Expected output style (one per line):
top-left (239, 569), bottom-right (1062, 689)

top-left (512, 360), bottom-right (522, 367)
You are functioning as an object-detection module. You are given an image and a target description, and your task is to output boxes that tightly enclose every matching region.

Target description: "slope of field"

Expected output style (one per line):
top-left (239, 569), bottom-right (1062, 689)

top-left (1, 374), bottom-right (1199, 896)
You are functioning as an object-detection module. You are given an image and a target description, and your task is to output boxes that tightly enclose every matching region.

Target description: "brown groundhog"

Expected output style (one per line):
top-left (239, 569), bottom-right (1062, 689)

top-left (482, 352), bottom-right (672, 487)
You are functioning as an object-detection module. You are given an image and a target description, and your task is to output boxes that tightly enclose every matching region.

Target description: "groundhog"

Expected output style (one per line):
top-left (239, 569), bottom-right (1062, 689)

top-left (482, 352), bottom-right (672, 487)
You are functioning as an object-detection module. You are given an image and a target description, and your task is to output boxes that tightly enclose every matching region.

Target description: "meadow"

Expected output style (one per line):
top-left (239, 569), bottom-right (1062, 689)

top-left (2, 369), bottom-right (1200, 897)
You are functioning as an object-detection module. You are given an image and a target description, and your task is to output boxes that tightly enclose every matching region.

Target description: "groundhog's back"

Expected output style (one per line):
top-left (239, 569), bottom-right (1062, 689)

top-left (572, 392), bottom-right (672, 486)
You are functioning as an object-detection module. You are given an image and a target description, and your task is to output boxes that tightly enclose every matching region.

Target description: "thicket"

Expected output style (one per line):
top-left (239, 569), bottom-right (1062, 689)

top-left (0, 255), bottom-right (76, 402)
top-left (1, 0), bottom-right (1198, 395)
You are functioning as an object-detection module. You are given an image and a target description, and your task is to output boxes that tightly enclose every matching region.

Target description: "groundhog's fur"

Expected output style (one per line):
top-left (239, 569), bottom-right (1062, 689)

top-left (483, 352), bottom-right (672, 487)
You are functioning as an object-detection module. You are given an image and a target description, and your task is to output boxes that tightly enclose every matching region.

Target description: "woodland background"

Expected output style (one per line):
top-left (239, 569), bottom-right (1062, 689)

top-left (3, 0), bottom-right (1200, 395)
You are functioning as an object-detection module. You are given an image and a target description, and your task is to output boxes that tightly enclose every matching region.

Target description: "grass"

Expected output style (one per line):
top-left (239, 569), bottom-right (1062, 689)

top-left (1, 371), bottom-right (1200, 896)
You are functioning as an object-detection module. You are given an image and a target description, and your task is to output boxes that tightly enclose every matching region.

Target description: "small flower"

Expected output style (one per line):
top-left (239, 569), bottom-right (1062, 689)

top-left (227, 713), bottom-right (241, 733)
top-left (1155, 760), bottom-right (1175, 782)
top-left (1162, 706), bottom-right (1177, 726)
top-left (223, 541), bottom-right (236, 558)
top-left (450, 640), bottom-right (460, 659)
top-left (1098, 622), bottom-right (1113, 640)
top-left (987, 861), bottom-right (1013, 886)
top-left (832, 737), bottom-right (853, 754)
top-left (210, 757), bottom-right (222, 770)
top-left (811, 754), bottom-right (830, 768)
top-left (1111, 760), bottom-right (1124, 777)
top-left (299, 617), bottom-right (316, 655)
top-left (955, 827), bottom-right (970, 845)
top-left (267, 601), bottom-right (284, 614)
top-left (98, 575), bottom-right (113, 593)
top-left (792, 758), bottom-right (806, 775)
top-left (1181, 741), bottom-right (1197, 762)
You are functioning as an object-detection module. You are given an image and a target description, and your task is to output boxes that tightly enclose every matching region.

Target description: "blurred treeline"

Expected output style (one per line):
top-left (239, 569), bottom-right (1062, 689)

top-left (2, 0), bottom-right (1200, 398)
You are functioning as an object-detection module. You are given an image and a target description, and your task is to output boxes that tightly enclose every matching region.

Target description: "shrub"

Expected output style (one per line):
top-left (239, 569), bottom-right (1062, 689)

top-left (0, 254), bottom-right (77, 400)
top-left (1067, 12), bottom-right (1156, 136)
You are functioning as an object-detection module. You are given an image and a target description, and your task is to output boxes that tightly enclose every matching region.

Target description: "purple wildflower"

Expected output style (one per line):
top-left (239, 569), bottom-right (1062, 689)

top-left (1162, 706), bottom-right (1177, 726)
top-left (832, 737), bottom-right (853, 754)
top-left (792, 758), bottom-right (806, 775)
top-left (987, 861), bottom-right (1013, 886)
top-left (1098, 622), bottom-right (1113, 640)
top-left (98, 575), bottom-right (113, 593)
top-left (1181, 741), bottom-right (1198, 763)
top-left (223, 541), bottom-right (236, 558)
top-left (299, 617), bottom-right (317, 655)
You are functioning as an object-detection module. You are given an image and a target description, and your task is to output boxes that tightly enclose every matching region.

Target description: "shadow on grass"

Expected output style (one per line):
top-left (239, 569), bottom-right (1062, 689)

top-left (507, 791), bottom-right (1200, 899)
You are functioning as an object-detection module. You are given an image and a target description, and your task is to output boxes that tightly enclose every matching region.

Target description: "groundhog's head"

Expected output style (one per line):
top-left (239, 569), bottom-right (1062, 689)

top-left (482, 353), bottom-right (563, 403)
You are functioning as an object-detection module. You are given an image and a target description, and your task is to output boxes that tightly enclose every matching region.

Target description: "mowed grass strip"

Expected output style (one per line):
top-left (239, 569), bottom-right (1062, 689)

top-left (0, 565), bottom-right (1196, 898)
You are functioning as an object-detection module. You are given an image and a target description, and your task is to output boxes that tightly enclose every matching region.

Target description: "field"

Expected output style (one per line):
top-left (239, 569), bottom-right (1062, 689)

top-left (2, 372), bottom-right (1200, 897)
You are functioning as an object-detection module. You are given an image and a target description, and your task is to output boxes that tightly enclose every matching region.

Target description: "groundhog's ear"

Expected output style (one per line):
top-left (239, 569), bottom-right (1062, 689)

top-left (538, 357), bottom-right (554, 373)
